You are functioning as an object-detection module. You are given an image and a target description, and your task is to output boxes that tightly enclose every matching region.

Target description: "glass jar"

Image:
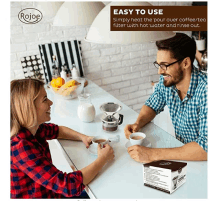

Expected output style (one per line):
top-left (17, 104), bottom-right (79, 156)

top-left (77, 93), bottom-right (96, 122)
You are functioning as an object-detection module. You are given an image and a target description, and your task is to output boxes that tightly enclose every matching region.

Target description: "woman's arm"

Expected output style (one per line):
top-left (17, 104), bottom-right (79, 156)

top-left (58, 126), bottom-right (92, 148)
top-left (58, 126), bottom-right (115, 185)
top-left (80, 144), bottom-right (114, 185)
top-left (58, 126), bottom-right (85, 140)
top-left (58, 126), bottom-right (116, 185)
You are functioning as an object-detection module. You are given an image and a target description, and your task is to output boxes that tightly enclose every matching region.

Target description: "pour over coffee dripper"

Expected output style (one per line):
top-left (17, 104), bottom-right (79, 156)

top-left (100, 102), bottom-right (123, 132)
top-left (100, 102), bottom-right (122, 119)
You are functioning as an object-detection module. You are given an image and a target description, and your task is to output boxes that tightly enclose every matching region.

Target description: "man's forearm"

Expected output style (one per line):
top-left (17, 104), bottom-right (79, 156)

top-left (135, 105), bottom-right (156, 129)
top-left (153, 141), bottom-right (207, 161)
top-left (58, 126), bottom-right (84, 140)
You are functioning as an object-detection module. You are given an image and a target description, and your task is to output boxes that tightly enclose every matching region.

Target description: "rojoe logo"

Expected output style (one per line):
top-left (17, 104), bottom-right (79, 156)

top-left (18, 8), bottom-right (43, 24)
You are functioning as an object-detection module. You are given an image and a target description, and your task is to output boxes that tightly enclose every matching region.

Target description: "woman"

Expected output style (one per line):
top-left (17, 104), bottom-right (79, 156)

top-left (10, 78), bottom-right (114, 198)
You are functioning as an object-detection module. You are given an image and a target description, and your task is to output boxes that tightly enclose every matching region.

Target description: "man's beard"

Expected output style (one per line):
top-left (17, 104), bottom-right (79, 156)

top-left (163, 66), bottom-right (184, 87)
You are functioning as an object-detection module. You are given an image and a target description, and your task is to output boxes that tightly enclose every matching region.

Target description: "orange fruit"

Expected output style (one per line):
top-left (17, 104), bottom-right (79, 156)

top-left (51, 79), bottom-right (58, 88)
top-left (55, 77), bottom-right (65, 87)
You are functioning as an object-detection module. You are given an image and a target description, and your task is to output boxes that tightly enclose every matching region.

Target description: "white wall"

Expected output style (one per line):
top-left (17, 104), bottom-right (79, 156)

top-left (10, 1), bottom-right (192, 113)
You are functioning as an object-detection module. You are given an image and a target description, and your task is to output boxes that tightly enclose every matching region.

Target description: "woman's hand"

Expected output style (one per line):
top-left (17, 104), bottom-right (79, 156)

top-left (97, 144), bottom-right (114, 162)
top-left (80, 135), bottom-right (93, 149)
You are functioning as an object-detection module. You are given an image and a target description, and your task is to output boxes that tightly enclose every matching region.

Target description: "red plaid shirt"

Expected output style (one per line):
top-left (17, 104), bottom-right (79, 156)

top-left (10, 123), bottom-right (85, 198)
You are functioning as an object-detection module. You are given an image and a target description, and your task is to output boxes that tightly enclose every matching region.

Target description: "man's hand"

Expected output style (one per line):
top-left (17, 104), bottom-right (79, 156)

top-left (124, 105), bottom-right (156, 139)
top-left (127, 145), bottom-right (157, 163)
top-left (127, 142), bottom-right (207, 163)
top-left (124, 123), bottom-right (140, 139)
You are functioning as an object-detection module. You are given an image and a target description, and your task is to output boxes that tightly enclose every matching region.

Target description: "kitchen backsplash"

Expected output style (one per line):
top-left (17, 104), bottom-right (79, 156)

top-left (10, 1), bottom-right (192, 113)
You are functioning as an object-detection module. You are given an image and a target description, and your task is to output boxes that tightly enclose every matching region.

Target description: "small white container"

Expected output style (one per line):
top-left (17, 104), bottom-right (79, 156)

top-left (60, 67), bottom-right (67, 83)
top-left (71, 64), bottom-right (79, 79)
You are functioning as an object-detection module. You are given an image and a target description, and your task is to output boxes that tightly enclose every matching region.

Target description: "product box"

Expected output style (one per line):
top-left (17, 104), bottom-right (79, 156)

top-left (143, 160), bottom-right (187, 194)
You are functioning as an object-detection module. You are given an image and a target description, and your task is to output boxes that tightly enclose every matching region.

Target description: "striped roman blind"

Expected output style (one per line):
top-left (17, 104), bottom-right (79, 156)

top-left (38, 40), bottom-right (84, 83)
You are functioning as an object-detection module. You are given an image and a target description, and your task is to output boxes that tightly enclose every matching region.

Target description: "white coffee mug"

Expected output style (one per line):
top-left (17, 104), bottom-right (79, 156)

top-left (92, 136), bottom-right (109, 148)
top-left (129, 132), bottom-right (146, 145)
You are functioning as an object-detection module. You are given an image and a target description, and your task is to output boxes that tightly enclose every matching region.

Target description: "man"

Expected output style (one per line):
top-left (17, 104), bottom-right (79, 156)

top-left (124, 33), bottom-right (207, 163)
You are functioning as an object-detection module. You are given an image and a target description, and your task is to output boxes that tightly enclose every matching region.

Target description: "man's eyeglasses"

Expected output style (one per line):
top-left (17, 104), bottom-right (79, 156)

top-left (153, 58), bottom-right (185, 71)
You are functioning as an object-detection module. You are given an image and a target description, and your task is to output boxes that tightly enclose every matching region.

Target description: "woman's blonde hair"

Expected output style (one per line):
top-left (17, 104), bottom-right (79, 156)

top-left (10, 78), bottom-right (45, 137)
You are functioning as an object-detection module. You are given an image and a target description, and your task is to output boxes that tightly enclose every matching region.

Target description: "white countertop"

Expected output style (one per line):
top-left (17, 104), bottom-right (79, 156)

top-left (46, 79), bottom-right (207, 199)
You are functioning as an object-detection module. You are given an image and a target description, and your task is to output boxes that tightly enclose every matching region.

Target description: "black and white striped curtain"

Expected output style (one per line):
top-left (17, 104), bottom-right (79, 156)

top-left (38, 40), bottom-right (84, 83)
